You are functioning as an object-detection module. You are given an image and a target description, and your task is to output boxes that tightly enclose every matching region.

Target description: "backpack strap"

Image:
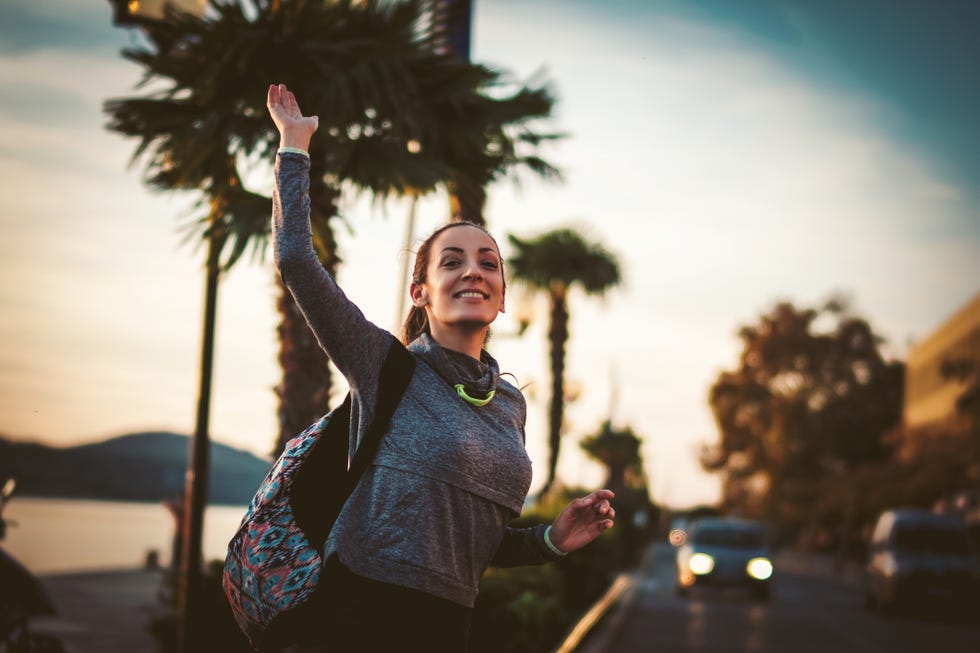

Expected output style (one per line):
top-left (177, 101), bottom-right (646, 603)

top-left (346, 341), bottom-right (416, 480)
top-left (290, 339), bottom-right (416, 550)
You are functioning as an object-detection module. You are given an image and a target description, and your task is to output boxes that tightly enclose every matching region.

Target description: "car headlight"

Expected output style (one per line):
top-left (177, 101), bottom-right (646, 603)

top-left (689, 552), bottom-right (715, 575)
top-left (747, 557), bottom-right (773, 581)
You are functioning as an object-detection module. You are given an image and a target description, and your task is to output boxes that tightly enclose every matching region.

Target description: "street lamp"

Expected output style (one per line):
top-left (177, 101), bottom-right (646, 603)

top-left (106, 3), bottom-right (211, 653)
top-left (109, 0), bottom-right (206, 26)
top-left (429, 0), bottom-right (473, 59)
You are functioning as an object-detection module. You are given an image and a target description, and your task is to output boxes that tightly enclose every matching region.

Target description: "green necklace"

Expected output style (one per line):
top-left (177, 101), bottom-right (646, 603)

top-left (455, 384), bottom-right (495, 407)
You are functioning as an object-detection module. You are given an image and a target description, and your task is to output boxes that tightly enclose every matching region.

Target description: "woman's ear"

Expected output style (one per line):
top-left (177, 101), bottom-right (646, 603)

top-left (410, 282), bottom-right (428, 308)
top-left (499, 288), bottom-right (506, 314)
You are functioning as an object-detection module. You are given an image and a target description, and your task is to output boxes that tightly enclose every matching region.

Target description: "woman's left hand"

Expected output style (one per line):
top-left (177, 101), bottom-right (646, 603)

top-left (548, 489), bottom-right (615, 554)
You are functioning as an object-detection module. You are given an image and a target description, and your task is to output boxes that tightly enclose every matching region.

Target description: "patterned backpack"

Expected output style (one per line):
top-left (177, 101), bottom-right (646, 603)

top-left (223, 341), bottom-right (415, 651)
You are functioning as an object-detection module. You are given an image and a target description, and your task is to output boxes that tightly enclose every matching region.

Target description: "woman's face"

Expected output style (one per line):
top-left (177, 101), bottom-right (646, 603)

top-left (411, 225), bottom-right (506, 336)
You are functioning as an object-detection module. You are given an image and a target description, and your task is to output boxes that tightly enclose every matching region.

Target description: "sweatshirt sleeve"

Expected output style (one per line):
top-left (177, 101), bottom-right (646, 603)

top-left (272, 151), bottom-right (392, 394)
top-left (490, 524), bottom-right (565, 567)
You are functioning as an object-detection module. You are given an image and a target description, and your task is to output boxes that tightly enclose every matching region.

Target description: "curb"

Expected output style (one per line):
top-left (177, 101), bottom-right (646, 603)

top-left (553, 574), bottom-right (634, 653)
top-left (555, 545), bottom-right (661, 653)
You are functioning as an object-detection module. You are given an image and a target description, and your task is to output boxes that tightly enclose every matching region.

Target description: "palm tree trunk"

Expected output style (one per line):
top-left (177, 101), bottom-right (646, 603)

top-left (272, 178), bottom-right (341, 457)
top-left (448, 176), bottom-right (486, 227)
top-left (273, 282), bottom-right (333, 455)
top-left (543, 285), bottom-right (569, 495)
top-left (177, 230), bottom-right (223, 653)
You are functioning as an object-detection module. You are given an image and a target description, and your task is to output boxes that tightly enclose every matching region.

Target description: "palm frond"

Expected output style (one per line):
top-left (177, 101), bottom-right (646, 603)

top-left (507, 229), bottom-right (622, 296)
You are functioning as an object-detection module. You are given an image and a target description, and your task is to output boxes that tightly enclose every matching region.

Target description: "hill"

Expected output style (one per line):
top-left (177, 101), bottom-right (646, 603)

top-left (0, 432), bottom-right (272, 505)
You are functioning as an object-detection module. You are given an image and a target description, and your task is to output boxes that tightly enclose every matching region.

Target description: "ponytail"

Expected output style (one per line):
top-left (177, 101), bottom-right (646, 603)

top-left (401, 306), bottom-right (429, 345)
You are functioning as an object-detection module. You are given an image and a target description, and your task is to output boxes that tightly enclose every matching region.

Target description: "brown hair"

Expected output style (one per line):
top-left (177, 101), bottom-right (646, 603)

top-left (400, 222), bottom-right (506, 345)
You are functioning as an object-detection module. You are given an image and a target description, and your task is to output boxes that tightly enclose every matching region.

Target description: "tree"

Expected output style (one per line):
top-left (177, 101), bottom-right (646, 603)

top-left (424, 0), bottom-right (563, 226)
top-left (580, 420), bottom-right (642, 494)
top-left (104, 6), bottom-right (278, 644)
top-left (702, 298), bottom-right (904, 536)
top-left (580, 420), bottom-right (653, 565)
top-left (507, 228), bottom-right (622, 495)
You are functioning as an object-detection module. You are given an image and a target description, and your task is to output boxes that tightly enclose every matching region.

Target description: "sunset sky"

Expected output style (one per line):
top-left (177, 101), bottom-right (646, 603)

top-left (1, 0), bottom-right (978, 508)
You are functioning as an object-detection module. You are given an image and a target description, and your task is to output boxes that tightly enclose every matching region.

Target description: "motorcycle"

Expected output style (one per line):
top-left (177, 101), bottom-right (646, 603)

top-left (0, 478), bottom-right (64, 653)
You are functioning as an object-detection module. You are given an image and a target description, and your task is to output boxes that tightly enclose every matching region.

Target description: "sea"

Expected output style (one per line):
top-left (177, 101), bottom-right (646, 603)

top-left (1, 497), bottom-right (249, 575)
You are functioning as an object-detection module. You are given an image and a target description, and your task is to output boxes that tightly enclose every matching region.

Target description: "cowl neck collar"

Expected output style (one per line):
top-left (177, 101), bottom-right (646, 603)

top-left (408, 332), bottom-right (499, 400)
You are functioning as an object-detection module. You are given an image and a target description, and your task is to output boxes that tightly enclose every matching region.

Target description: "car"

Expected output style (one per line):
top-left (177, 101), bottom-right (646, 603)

top-left (865, 508), bottom-right (980, 615)
top-left (675, 517), bottom-right (773, 601)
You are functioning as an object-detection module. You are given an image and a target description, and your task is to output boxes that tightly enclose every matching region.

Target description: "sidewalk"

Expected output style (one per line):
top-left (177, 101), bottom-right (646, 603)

top-left (33, 568), bottom-right (168, 653)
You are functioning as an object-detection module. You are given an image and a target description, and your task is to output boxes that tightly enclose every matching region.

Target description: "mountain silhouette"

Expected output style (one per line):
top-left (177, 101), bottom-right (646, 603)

top-left (0, 432), bottom-right (272, 505)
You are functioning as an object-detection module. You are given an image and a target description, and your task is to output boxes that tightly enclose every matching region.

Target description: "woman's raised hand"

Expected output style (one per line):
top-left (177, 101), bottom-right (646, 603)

top-left (267, 83), bottom-right (318, 151)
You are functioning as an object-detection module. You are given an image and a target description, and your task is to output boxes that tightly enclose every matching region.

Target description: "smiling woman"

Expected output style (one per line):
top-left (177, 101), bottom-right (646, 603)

top-left (217, 83), bottom-right (619, 652)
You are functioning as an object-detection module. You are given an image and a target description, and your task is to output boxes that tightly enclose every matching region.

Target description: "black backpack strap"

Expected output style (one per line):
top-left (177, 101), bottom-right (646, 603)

top-left (290, 339), bottom-right (416, 549)
top-left (346, 341), bottom-right (416, 481)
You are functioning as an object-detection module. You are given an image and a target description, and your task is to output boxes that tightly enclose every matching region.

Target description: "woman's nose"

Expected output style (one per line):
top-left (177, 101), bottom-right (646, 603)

top-left (462, 260), bottom-right (484, 279)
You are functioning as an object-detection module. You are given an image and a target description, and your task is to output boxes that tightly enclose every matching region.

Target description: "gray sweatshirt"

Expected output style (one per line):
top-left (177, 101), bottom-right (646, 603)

top-left (272, 152), bottom-right (561, 607)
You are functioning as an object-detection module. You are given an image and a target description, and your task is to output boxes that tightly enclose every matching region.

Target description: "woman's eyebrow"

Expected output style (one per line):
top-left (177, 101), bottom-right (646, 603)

top-left (439, 246), bottom-right (499, 256)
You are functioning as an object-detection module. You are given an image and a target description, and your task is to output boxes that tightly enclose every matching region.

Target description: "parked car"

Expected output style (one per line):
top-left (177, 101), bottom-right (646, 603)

top-left (675, 517), bottom-right (773, 601)
top-left (865, 508), bottom-right (980, 615)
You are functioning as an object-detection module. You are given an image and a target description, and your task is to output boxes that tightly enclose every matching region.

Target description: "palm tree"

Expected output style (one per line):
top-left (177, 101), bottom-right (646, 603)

top-left (580, 420), bottom-right (652, 564)
top-left (441, 67), bottom-right (563, 227)
top-left (580, 420), bottom-right (642, 492)
top-left (425, 0), bottom-right (562, 227)
top-left (507, 228), bottom-right (622, 496)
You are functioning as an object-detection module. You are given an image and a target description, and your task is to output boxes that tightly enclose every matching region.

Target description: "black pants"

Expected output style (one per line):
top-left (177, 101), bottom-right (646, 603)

top-left (289, 556), bottom-right (472, 653)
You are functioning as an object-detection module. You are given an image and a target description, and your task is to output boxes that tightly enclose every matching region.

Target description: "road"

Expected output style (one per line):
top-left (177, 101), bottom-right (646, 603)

top-left (581, 544), bottom-right (980, 653)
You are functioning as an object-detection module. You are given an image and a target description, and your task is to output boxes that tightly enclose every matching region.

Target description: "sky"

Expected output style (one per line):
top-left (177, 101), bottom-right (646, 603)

top-left (1, 0), bottom-right (978, 509)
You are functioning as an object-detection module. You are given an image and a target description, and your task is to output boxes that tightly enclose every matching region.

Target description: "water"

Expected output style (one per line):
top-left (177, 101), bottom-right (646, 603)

top-left (1, 497), bottom-right (248, 575)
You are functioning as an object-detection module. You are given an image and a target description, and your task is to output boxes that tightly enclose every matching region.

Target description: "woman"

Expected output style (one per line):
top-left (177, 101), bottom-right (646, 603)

top-left (268, 83), bottom-right (614, 652)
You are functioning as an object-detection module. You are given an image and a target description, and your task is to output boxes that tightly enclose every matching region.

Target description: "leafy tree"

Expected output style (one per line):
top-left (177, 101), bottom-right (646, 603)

top-left (702, 299), bottom-right (904, 535)
top-left (507, 229), bottom-right (622, 496)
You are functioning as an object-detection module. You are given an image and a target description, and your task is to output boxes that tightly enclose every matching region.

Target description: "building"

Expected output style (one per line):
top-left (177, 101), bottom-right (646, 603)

top-left (904, 291), bottom-right (980, 427)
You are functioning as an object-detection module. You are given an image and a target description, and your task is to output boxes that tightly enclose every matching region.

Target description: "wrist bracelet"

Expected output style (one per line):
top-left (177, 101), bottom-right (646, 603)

top-left (544, 525), bottom-right (567, 556)
top-left (278, 146), bottom-right (309, 158)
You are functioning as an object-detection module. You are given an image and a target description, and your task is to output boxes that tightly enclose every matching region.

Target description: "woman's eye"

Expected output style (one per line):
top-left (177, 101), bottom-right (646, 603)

top-left (481, 260), bottom-right (499, 270)
top-left (442, 259), bottom-right (460, 268)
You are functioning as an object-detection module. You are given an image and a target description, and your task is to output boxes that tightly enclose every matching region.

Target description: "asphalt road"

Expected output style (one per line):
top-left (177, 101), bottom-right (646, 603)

top-left (584, 544), bottom-right (980, 653)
